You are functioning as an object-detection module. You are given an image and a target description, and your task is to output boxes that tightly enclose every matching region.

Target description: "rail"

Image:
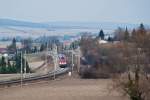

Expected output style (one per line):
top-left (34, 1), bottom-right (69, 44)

top-left (0, 67), bottom-right (69, 86)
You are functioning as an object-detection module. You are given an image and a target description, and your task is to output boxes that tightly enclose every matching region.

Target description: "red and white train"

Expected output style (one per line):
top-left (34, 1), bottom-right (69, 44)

top-left (58, 54), bottom-right (67, 68)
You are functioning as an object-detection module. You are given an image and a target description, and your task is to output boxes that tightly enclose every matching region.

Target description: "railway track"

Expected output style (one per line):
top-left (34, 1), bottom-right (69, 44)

top-left (0, 67), bottom-right (69, 86)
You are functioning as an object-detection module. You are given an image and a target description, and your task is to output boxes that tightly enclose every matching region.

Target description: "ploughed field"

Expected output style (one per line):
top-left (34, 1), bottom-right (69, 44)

top-left (0, 77), bottom-right (128, 100)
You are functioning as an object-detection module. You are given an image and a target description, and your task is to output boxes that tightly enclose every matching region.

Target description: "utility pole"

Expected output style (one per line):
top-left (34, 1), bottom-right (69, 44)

top-left (24, 50), bottom-right (26, 78)
top-left (77, 47), bottom-right (80, 73)
top-left (45, 42), bottom-right (48, 73)
top-left (20, 51), bottom-right (23, 87)
top-left (53, 44), bottom-right (58, 80)
top-left (46, 42), bottom-right (48, 72)
top-left (71, 48), bottom-right (74, 73)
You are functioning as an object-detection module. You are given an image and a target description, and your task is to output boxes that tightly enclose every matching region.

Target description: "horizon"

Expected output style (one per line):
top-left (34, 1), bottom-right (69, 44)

top-left (0, 18), bottom-right (147, 26)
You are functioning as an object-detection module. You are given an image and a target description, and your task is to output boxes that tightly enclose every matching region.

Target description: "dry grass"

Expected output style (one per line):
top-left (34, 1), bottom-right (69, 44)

top-left (0, 78), bottom-right (128, 100)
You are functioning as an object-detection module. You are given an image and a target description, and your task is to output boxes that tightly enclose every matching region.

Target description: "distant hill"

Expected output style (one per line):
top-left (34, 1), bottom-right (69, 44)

top-left (0, 18), bottom-right (149, 30)
top-left (46, 21), bottom-right (141, 30)
top-left (0, 18), bottom-right (49, 28)
top-left (0, 18), bottom-right (149, 39)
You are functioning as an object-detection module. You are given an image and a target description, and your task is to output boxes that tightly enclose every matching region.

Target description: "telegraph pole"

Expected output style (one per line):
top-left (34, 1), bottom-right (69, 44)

top-left (53, 44), bottom-right (58, 80)
top-left (71, 48), bottom-right (74, 73)
top-left (77, 47), bottom-right (80, 73)
top-left (20, 51), bottom-right (23, 87)
top-left (24, 50), bottom-right (26, 78)
top-left (45, 42), bottom-right (48, 73)
top-left (46, 42), bottom-right (48, 72)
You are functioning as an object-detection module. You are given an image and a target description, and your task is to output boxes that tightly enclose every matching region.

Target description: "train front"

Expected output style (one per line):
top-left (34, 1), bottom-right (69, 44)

top-left (58, 54), bottom-right (67, 68)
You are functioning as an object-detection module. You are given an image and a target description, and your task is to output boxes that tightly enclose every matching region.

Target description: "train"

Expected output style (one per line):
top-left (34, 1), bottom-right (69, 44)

top-left (58, 54), bottom-right (67, 68)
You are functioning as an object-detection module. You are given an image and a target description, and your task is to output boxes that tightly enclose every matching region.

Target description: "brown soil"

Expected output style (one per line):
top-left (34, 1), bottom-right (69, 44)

top-left (0, 76), bottom-right (128, 100)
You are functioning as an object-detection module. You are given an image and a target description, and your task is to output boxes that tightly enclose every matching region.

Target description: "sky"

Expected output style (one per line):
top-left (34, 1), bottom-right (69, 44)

top-left (0, 0), bottom-right (150, 24)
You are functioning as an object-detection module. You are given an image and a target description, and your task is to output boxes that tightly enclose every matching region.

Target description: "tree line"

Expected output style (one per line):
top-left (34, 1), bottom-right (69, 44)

top-left (80, 23), bottom-right (150, 100)
top-left (0, 53), bottom-right (30, 74)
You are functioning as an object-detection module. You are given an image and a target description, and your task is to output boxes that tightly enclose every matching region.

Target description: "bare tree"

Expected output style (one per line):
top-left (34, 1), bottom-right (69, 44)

top-left (113, 24), bottom-right (150, 100)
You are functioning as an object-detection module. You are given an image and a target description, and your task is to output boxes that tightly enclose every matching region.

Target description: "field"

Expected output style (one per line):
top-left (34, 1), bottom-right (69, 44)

top-left (0, 77), bottom-right (128, 100)
top-left (0, 27), bottom-right (101, 38)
